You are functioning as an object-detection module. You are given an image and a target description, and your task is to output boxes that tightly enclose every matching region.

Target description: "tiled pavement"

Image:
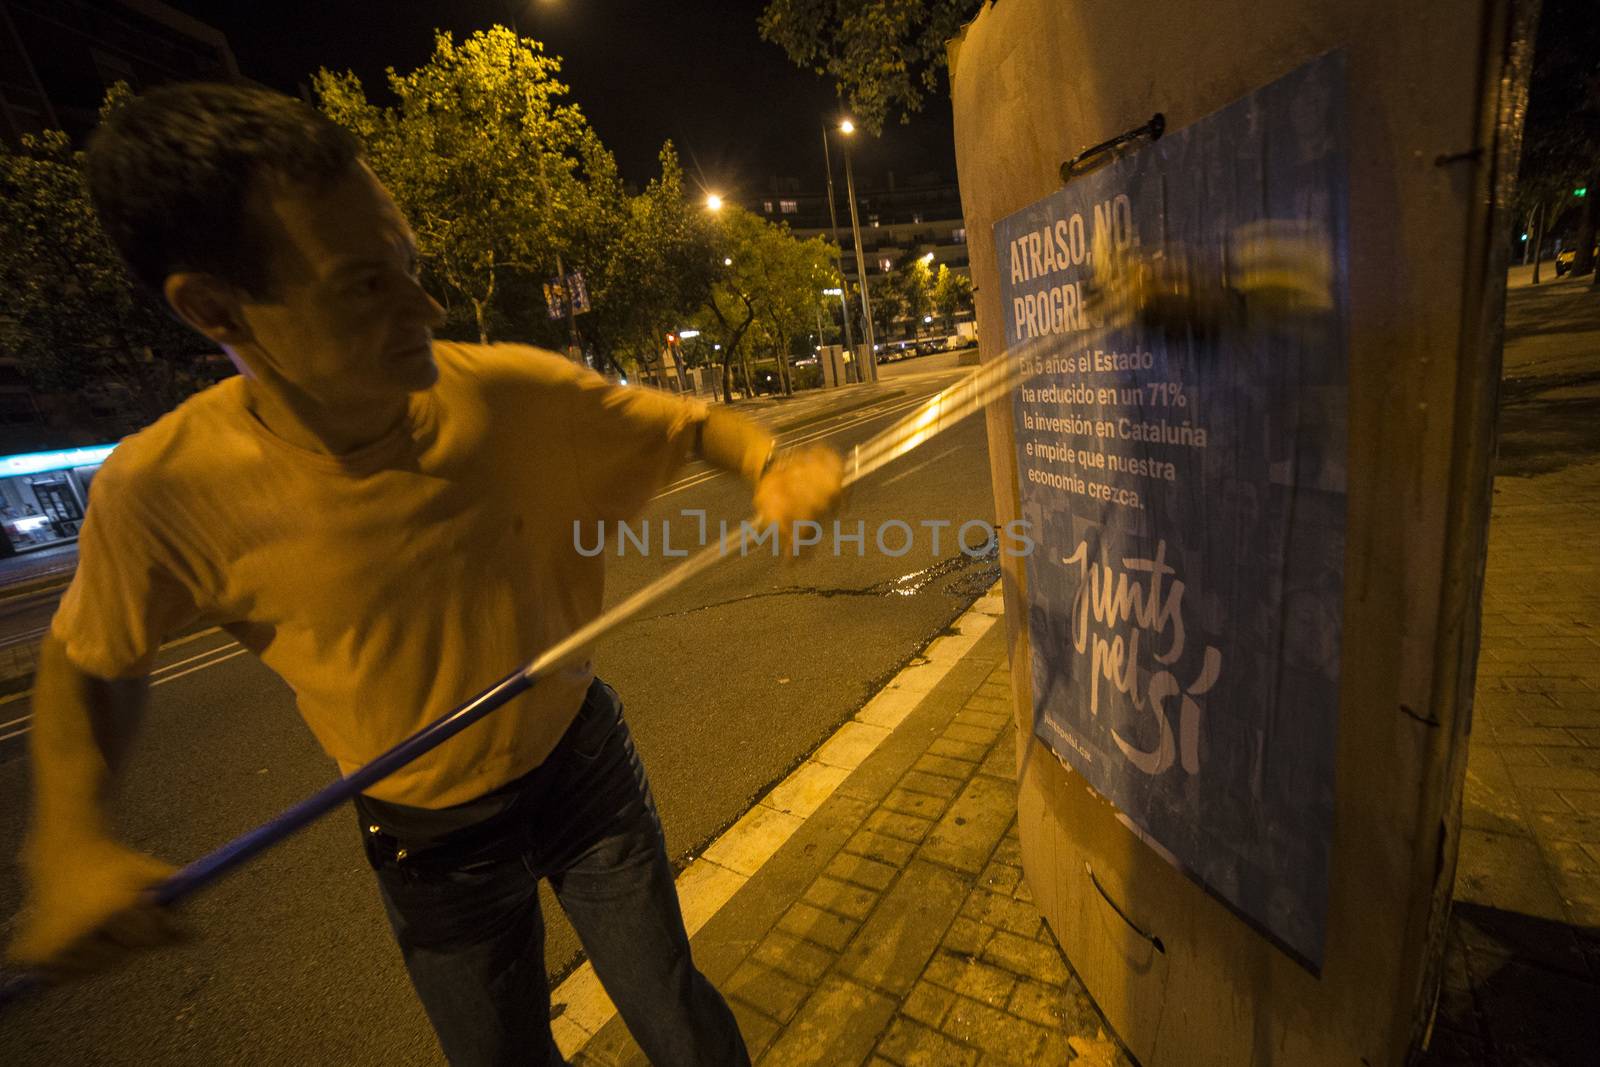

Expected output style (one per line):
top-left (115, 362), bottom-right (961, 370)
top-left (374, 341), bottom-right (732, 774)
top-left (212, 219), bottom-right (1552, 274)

top-left (1423, 460), bottom-right (1600, 1065)
top-left (573, 619), bottom-right (1134, 1066)
top-left (1417, 271), bottom-right (1600, 1066)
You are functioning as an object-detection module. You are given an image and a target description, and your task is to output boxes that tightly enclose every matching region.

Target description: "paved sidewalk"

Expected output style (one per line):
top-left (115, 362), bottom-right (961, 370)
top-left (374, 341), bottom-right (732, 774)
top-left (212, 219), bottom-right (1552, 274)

top-left (1421, 272), bottom-right (1600, 1066)
top-left (1423, 460), bottom-right (1600, 1067)
top-left (567, 599), bottom-right (1134, 1066)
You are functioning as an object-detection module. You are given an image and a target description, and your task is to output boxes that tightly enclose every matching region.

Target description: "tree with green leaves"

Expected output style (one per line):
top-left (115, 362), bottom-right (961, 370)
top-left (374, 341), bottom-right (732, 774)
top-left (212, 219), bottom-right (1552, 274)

top-left (0, 101), bottom-right (215, 429)
top-left (314, 27), bottom-right (594, 344)
top-left (698, 208), bottom-right (763, 401)
top-left (747, 226), bottom-right (839, 395)
top-left (759, 0), bottom-right (984, 134)
top-left (867, 270), bottom-right (905, 346)
top-left (895, 255), bottom-right (935, 338)
top-left (932, 263), bottom-right (973, 331)
top-left (587, 143), bottom-right (718, 384)
top-left (699, 207), bottom-right (840, 400)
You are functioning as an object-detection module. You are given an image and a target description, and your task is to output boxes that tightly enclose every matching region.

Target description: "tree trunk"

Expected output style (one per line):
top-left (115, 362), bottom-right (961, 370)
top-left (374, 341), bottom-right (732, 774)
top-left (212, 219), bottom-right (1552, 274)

top-left (472, 261), bottom-right (497, 345)
top-left (775, 327), bottom-right (793, 396)
top-left (706, 295), bottom-right (756, 402)
top-left (471, 299), bottom-right (489, 345)
top-left (594, 345), bottom-right (624, 379)
top-left (1531, 201), bottom-right (1547, 285)
top-left (1573, 170), bottom-right (1599, 278)
top-left (740, 348), bottom-right (756, 397)
top-left (673, 351), bottom-right (690, 394)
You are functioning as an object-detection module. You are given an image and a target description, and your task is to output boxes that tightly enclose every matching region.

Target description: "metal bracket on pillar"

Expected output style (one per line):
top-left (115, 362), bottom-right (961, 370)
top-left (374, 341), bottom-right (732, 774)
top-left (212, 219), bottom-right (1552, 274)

top-left (1060, 113), bottom-right (1166, 185)
top-left (1086, 861), bottom-right (1167, 954)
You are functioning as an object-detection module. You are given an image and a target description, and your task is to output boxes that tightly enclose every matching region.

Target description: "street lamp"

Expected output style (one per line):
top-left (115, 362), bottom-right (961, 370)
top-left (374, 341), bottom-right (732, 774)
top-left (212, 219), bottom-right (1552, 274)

top-left (822, 286), bottom-right (850, 338)
top-left (820, 125), bottom-right (857, 361)
top-left (823, 118), bottom-right (876, 381)
top-left (837, 120), bottom-right (877, 380)
top-left (705, 193), bottom-right (724, 212)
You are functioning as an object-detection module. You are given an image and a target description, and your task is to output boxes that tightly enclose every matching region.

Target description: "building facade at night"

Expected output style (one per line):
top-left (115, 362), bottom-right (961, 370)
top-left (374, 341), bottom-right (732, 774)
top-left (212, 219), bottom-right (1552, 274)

top-left (0, 1), bottom-right (237, 554)
top-left (739, 174), bottom-right (973, 346)
top-left (0, 0), bottom-right (239, 143)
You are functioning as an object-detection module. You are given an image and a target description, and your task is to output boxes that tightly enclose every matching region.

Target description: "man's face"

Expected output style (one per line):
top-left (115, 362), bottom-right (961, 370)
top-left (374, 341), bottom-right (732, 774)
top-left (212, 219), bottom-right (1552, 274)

top-left (233, 162), bottom-right (445, 407)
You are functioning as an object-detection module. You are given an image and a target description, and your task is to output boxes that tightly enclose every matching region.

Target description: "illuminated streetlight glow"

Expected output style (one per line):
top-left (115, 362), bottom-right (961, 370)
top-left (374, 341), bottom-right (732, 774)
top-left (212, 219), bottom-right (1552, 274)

top-left (705, 193), bottom-right (724, 211)
top-left (839, 119), bottom-right (855, 135)
top-left (723, 257), bottom-right (733, 266)
top-left (920, 252), bottom-right (935, 264)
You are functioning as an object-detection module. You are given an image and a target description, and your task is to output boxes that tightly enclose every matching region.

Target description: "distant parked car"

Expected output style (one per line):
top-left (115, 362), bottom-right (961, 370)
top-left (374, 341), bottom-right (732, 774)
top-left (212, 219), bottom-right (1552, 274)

top-left (1555, 242), bottom-right (1598, 275)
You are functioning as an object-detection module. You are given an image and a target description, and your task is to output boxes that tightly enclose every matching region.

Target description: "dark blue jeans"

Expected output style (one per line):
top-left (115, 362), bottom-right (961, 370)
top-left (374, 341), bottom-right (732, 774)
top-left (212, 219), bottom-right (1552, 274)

top-left (358, 680), bottom-right (748, 1067)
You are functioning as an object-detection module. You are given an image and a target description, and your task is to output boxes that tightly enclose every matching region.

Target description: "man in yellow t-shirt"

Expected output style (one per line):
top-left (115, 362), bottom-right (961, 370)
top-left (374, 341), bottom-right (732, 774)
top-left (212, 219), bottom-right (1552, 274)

top-left (7, 83), bottom-right (842, 1066)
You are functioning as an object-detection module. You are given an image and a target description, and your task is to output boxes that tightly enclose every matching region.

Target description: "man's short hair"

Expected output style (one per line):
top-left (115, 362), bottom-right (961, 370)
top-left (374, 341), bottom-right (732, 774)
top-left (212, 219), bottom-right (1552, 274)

top-left (86, 82), bottom-right (361, 299)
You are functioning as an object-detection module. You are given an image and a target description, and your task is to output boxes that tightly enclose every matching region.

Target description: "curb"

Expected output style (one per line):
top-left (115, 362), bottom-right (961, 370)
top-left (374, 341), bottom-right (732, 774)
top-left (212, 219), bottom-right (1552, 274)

top-left (0, 570), bottom-right (72, 602)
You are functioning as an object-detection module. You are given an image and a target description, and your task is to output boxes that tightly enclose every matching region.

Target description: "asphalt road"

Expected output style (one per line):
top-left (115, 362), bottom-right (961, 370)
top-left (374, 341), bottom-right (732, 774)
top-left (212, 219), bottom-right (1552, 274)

top-left (0, 355), bottom-right (996, 1065)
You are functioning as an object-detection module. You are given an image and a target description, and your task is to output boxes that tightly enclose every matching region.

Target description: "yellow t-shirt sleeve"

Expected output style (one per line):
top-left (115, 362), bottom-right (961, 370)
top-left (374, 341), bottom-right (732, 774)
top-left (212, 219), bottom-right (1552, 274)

top-left (559, 368), bottom-right (704, 522)
top-left (699, 406), bottom-right (776, 486)
top-left (50, 460), bottom-right (203, 679)
top-left (556, 367), bottom-right (771, 522)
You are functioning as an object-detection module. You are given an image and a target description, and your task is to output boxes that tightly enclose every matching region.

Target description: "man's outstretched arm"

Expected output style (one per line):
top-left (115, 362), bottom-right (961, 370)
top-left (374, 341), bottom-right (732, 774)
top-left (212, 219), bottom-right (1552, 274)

top-left (7, 635), bottom-right (179, 975)
top-left (696, 406), bottom-right (845, 538)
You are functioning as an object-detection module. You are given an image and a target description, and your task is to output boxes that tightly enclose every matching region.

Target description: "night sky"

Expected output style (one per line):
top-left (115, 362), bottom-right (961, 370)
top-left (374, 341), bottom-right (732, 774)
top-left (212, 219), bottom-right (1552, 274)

top-left (164, 0), bottom-right (960, 198)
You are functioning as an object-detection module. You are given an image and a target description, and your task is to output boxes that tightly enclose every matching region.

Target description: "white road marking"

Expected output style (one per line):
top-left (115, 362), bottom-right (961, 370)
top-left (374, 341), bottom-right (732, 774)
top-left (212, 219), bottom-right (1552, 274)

top-left (0, 624), bottom-right (49, 648)
top-left (0, 626), bottom-right (231, 710)
top-left (151, 646), bottom-right (250, 686)
top-left (0, 636), bottom-right (245, 740)
top-left (650, 391), bottom-right (945, 502)
top-left (652, 393), bottom-right (924, 495)
top-left (880, 444), bottom-right (963, 488)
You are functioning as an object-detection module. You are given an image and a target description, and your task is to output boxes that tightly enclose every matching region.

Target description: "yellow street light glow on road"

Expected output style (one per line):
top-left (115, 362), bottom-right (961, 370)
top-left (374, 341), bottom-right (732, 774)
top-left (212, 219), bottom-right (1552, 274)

top-left (705, 193), bottom-right (724, 211)
top-left (839, 119), bottom-right (856, 135)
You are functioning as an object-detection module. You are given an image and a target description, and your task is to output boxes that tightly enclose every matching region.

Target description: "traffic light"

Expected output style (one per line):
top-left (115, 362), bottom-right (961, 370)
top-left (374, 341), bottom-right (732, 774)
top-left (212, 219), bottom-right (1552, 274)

top-left (1576, 187), bottom-right (1589, 198)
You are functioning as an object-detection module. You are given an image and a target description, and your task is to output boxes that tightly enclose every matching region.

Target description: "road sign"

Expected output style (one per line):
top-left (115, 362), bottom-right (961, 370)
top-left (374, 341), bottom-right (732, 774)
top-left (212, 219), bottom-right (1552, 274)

top-left (543, 271), bottom-right (591, 319)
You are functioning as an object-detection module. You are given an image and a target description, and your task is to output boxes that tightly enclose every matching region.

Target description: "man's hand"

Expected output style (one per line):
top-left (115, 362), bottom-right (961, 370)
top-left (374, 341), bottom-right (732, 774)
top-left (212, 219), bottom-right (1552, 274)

top-left (753, 445), bottom-right (845, 552)
top-left (8, 834), bottom-right (181, 977)
top-left (1086, 219), bottom-right (1333, 338)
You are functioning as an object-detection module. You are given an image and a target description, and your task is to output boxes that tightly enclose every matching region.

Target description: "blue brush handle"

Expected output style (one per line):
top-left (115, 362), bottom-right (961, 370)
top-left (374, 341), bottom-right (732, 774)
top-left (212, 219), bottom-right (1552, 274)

top-left (1, 663), bottom-right (536, 1009)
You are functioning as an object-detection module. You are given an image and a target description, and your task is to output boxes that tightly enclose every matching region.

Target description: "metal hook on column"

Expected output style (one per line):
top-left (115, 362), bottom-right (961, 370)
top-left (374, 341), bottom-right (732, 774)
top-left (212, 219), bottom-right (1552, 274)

top-left (1085, 861), bottom-right (1166, 954)
top-left (1060, 113), bottom-right (1166, 185)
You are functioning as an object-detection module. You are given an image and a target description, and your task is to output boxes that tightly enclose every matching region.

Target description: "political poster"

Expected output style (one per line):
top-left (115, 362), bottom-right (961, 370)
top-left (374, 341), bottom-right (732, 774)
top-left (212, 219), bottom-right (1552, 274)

top-left (998, 52), bottom-right (1349, 968)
